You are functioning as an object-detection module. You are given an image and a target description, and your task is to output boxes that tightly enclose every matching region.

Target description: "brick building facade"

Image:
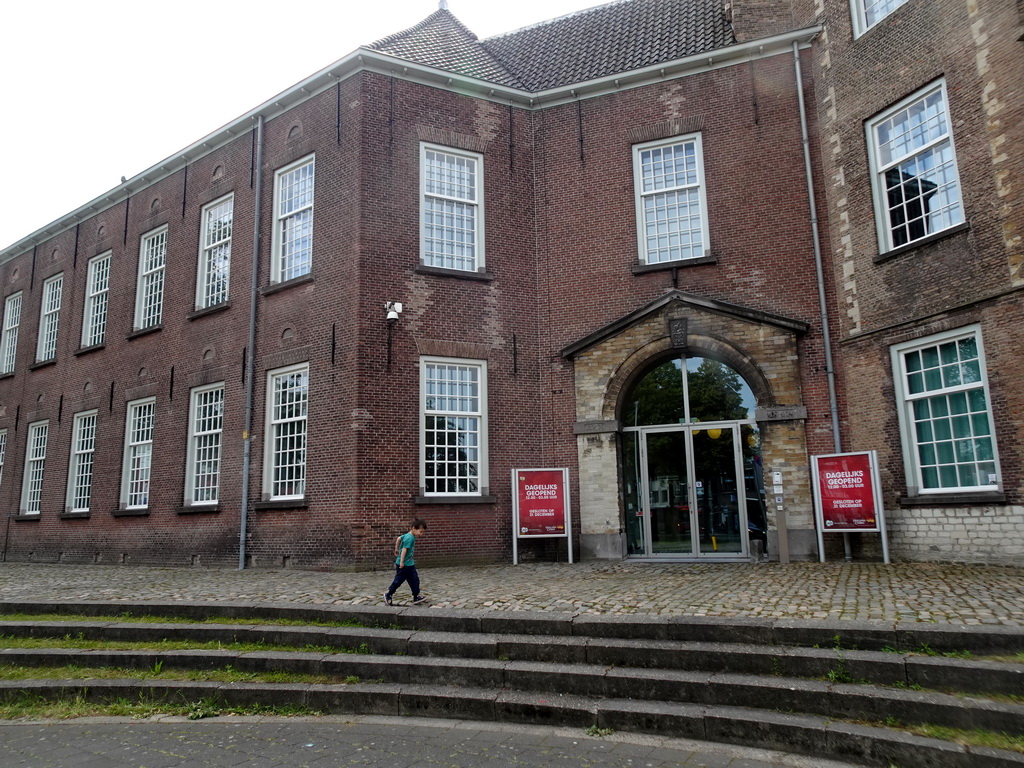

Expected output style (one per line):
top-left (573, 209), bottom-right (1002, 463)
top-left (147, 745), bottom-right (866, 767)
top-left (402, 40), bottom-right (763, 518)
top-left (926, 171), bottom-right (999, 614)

top-left (796, 0), bottom-right (1024, 563)
top-left (0, 0), bottom-right (1019, 569)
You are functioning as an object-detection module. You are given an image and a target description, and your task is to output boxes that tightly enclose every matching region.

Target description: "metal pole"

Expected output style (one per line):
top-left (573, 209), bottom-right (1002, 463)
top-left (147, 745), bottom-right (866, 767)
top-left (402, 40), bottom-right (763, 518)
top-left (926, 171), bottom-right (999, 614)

top-left (239, 115), bottom-right (265, 570)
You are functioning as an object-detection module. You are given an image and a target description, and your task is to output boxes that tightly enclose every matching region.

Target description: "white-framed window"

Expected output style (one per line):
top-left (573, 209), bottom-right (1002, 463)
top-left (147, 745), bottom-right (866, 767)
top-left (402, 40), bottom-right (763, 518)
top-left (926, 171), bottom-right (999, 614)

top-left (263, 363), bottom-right (308, 500)
top-left (134, 226), bottom-right (168, 330)
top-left (892, 326), bottom-right (1000, 495)
top-left (20, 420), bottom-right (48, 515)
top-left (633, 134), bottom-right (710, 264)
top-left (867, 80), bottom-right (964, 253)
top-left (0, 292), bottom-right (23, 374)
top-left (420, 357), bottom-right (488, 496)
top-left (121, 398), bottom-right (155, 509)
top-left (35, 273), bottom-right (63, 362)
top-left (851, 0), bottom-right (910, 37)
top-left (421, 144), bottom-right (484, 272)
top-left (67, 410), bottom-right (98, 513)
top-left (186, 383), bottom-right (224, 505)
top-left (197, 195), bottom-right (233, 309)
top-left (135, 225), bottom-right (166, 327)
top-left (0, 429), bottom-right (7, 488)
top-left (272, 156), bottom-right (314, 283)
top-left (82, 252), bottom-right (111, 348)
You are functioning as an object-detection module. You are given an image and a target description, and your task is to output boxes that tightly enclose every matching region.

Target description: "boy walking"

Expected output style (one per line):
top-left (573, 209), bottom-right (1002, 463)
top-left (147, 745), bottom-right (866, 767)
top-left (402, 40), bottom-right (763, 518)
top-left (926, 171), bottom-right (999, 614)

top-left (384, 519), bottom-right (428, 606)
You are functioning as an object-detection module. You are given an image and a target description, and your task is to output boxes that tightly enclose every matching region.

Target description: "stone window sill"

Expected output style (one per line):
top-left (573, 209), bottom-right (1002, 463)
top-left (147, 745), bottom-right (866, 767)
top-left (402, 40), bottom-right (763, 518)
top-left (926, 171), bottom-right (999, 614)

top-left (74, 343), bottom-right (105, 357)
top-left (899, 491), bottom-right (1005, 507)
top-left (111, 507), bottom-right (150, 517)
top-left (254, 498), bottom-right (308, 511)
top-left (177, 504), bottom-right (221, 514)
top-left (262, 273), bottom-right (314, 296)
top-left (873, 222), bottom-right (970, 264)
top-left (415, 495), bottom-right (497, 505)
top-left (632, 255), bottom-right (717, 275)
top-left (127, 325), bottom-right (162, 341)
top-left (187, 302), bottom-right (231, 321)
top-left (414, 264), bottom-right (494, 282)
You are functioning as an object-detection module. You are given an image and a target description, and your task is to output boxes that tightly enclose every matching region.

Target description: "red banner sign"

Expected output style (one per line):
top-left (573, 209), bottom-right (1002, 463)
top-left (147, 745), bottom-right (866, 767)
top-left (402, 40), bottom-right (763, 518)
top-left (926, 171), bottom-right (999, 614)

top-left (814, 452), bottom-right (879, 532)
top-left (514, 469), bottom-right (567, 537)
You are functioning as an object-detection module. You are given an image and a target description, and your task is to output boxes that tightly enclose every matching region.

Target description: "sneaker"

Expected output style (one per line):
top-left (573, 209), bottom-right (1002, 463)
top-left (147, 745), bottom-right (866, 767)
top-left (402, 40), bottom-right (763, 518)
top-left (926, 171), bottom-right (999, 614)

top-left (383, 593), bottom-right (393, 606)
top-left (412, 595), bottom-right (428, 605)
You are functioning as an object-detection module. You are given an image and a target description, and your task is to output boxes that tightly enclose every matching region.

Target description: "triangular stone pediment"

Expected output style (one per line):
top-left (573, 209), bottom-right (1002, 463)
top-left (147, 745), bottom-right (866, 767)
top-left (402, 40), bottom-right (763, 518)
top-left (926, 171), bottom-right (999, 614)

top-left (560, 290), bottom-right (809, 359)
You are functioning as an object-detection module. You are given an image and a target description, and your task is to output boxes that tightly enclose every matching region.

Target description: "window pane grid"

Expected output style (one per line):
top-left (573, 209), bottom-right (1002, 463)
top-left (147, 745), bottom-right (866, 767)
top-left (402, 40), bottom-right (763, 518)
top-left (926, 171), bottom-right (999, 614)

top-left (902, 334), bottom-right (996, 492)
top-left (638, 140), bottom-right (705, 263)
top-left (643, 189), bottom-right (704, 263)
top-left (127, 402), bottom-right (154, 508)
top-left (190, 387), bottom-right (224, 503)
top-left (863, 0), bottom-right (909, 28)
top-left (37, 276), bottom-right (62, 361)
top-left (270, 369), bottom-right (308, 498)
top-left (640, 143), bottom-right (698, 193)
top-left (277, 162), bottom-right (314, 282)
top-left (423, 198), bottom-right (477, 270)
top-left (425, 150), bottom-right (477, 201)
top-left (1, 293), bottom-right (22, 374)
top-left (200, 198), bottom-right (233, 308)
top-left (139, 231), bottom-right (167, 328)
top-left (423, 148), bottom-right (479, 271)
top-left (424, 363), bottom-right (481, 494)
top-left (24, 423), bottom-right (48, 514)
top-left (70, 413), bottom-right (97, 512)
top-left (84, 255), bottom-right (110, 347)
top-left (874, 87), bottom-right (963, 249)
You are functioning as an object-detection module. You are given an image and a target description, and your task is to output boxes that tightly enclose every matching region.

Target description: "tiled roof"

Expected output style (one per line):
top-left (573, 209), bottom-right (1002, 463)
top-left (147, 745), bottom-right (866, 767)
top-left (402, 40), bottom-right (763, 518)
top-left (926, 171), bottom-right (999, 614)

top-left (366, 10), bottom-right (525, 88)
top-left (367, 0), bottom-right (736, 93)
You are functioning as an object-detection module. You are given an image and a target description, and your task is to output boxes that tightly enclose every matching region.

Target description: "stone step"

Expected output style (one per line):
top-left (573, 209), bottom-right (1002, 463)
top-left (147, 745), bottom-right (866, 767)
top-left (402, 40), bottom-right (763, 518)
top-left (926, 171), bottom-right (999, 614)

top-left (2, 619), bottom-right (1020, 696)
top-left (2, 601), bottom-right (1023, 767)
top-left (2, 646), bottom-right (1021, 735)
top-left (1, 677), bottom-right (1021, 768)
top-left (3, 599), bottom-right (1024, 653)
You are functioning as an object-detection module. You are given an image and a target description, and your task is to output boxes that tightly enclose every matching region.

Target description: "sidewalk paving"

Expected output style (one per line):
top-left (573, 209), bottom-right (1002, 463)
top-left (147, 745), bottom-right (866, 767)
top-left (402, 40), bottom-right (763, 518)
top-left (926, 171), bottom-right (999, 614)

top-left (0, 715), bottom-right (864, 768)
top-left (2, 560), bottom-right (1023, 626)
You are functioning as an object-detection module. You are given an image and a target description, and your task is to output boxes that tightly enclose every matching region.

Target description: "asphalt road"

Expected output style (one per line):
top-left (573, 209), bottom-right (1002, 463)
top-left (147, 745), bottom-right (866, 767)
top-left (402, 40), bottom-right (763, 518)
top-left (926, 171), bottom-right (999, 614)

top-left (0, 715), bottom-right (863, 768)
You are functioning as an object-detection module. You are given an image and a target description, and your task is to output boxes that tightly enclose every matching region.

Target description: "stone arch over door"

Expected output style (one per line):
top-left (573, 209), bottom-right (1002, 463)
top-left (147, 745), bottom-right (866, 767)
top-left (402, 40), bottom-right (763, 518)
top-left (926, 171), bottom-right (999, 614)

top-left (601, 333), bottom-right (775, 424)
top-left (561, 291), bottom-right (812, 561)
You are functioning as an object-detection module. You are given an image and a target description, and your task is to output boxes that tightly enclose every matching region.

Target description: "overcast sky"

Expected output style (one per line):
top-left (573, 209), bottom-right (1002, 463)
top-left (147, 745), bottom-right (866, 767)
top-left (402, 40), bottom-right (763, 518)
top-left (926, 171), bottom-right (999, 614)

top-left (0, 0), bottom-right (605, 251)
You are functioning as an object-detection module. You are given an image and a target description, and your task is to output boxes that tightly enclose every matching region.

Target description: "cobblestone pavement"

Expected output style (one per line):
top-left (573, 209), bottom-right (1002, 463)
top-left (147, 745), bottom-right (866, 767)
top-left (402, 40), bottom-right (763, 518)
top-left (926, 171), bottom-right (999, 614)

top-left (0, 715), bottom-right (861, 768)
top-left (2, 560), bottom-right (1023, 625)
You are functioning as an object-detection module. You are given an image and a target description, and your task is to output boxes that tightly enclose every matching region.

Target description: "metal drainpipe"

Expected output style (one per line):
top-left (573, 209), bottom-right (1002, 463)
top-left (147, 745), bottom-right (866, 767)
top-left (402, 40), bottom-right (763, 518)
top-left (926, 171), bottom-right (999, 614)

top-left (793, 42), bottom-right (849, 560)
top-left (239, 114), bottom-right (265, 570)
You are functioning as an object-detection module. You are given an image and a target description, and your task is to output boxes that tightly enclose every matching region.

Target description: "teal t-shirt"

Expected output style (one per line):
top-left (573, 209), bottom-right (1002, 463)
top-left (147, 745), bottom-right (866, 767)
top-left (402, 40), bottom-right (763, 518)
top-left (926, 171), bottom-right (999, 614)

top-left (395, 532), bottom-right (416, 567)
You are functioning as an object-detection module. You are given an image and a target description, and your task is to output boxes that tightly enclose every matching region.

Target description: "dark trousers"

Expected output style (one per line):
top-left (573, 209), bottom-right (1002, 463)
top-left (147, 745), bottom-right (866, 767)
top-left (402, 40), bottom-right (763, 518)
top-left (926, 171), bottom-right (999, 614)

top-left (387, 565), bottom-right (420, 597)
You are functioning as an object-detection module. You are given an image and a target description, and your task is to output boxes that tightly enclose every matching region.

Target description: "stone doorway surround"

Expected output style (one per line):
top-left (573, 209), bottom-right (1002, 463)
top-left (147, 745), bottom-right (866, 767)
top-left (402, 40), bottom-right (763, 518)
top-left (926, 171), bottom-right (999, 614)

top-left (560, 291), bottom-right (815, 562)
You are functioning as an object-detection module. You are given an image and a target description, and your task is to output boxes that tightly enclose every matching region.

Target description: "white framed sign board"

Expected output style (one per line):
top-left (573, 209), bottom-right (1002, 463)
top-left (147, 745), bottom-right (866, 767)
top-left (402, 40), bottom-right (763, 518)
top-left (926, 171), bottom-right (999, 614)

top-left (511, 467), bottom-right (573, 564)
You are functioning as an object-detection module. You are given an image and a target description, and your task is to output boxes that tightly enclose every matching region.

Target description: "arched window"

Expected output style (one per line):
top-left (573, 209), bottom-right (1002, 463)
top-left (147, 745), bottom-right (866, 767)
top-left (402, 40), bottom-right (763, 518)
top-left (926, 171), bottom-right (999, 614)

top-left (623, 355), bottom-right (755, 427)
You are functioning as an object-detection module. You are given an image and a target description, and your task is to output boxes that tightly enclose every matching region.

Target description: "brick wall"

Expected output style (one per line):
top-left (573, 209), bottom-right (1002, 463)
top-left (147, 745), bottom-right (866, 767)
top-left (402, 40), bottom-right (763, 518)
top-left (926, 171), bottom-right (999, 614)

top-left (2, 0), bottom-right (1017, 568)
top-left (804, 0), bottom-right (1024, 563)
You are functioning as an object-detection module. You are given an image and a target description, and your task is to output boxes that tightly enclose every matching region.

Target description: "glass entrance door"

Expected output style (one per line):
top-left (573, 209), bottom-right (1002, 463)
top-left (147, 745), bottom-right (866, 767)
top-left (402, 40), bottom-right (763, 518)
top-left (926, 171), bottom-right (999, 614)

top-left (625, 425), bottom-right (749, 559)
top-left (646, 431), bottom-right (692, 555)
top-left (692, 427), bottom-right (742, 555)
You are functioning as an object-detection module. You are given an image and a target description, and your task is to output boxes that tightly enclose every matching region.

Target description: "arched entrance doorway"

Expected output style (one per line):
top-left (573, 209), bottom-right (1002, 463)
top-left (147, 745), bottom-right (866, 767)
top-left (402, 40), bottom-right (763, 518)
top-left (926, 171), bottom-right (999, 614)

top-left (621, 356), bottom-right (766, 559)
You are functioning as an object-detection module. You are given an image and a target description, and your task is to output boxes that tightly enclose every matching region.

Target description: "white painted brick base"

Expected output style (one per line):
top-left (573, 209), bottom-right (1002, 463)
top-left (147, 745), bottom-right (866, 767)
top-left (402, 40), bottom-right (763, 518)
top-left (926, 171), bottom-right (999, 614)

top-left (886, 505), bottom-right (1024, 564)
